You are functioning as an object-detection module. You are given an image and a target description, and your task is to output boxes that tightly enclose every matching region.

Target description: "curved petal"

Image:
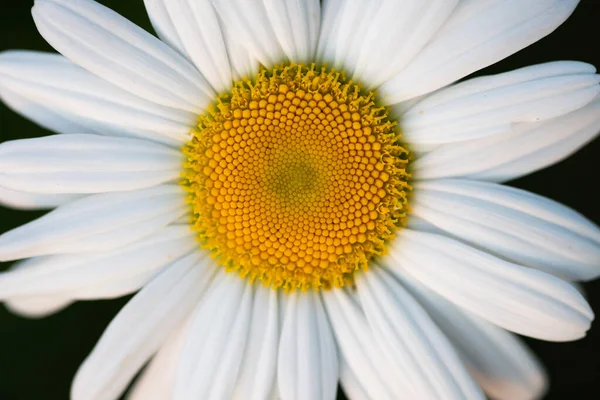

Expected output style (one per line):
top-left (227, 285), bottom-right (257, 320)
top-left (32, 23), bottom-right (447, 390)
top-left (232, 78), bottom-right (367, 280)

top-left (278, 291), bottom-right (339, 400)
top-left (127, 318), bottom-right (192, 400)
top-left (0, 51), bottom-right (194, 145)
top-left (212, 0), bottom-right (286, 67)
top-left (233, 285), bottom-right (279, 400)
top-left (143, 0), bottom-right (186, 55)
top-left (1, 86), bottom-right (97, 136)
top-left (0, 226), bottom-right (196, 299)
top-left (356, 268), bottom-right (484, 399)
top-left (317, 0), bottom-right (458, 88)
top-left (379, 0), bottom-right (579, 104)
top-left (322, 288), bottom-right (408, 399)
top-left (174, 272), bottom-right (253, 400)
top-left (0, 186), bottom-right (82, 210)
top-left (413, 95), bottom-right (600, 181)
top-left (391, 269), bottom-right (547, 400)
top-left (411, 179), bottom-right (600, 281)
top-left (150, 0), bottom-right (232, 92)
top-left (0, 185), bottom-right (187, 261)
top-left (32, 0), bottom-right (214, 112)
top-left (262, 0), bottom-right (321, 63)
top-left (386, 229), bottom-right (594, 341)
top-left (398, 62), bottom-right (600, 144)
top-left (71, 252), bottom-right (214, 400)
top-left (0, 134), bottom-right (181, 194)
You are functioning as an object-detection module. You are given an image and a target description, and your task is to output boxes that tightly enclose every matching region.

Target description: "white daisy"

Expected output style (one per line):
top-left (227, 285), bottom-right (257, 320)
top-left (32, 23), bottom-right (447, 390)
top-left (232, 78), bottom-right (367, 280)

top-left (1, 0), bottom-right (599, 399)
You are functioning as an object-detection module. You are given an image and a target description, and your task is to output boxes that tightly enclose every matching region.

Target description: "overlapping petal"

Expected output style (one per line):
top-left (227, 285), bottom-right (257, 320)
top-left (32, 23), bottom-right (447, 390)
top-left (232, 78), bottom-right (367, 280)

top-left (398, 62), bottom-right (600, 144)
top-left (0, 185), bottom-right (187, 261)
top-left (32, 0), bottom-right (214, 112)
top-left (0, 134), bottom-right (182, 194)
top-left (0, 51), bottom-right (195, 146)
top-left (411, 179), bottom-right (600, 281)
top-left (71, 253), bottom-right (215, 400)
top-left (380, 0), bottom-right (579, 104)
top-left (386, 229), bottom-right (594, 341)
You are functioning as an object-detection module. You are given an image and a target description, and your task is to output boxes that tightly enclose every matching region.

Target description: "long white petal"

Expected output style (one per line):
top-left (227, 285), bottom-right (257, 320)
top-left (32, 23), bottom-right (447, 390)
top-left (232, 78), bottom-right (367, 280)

top-left (71, 252), bottom-right (215, 400)
top-left (32, 0), bottom-right (214, 112)
top-left (386, 229), bottom-right (594, 341)
top-left (391, 268), bottom-right (547, 400)
top-left (0, 185), bottom-right (187, 261)
top-left (0, 134), bottom-right (181, 194)
top-left (322, 288), bottom-right (408, 399)
top-left (220, 22), bottom-right (259, 80)
top-left (150, 0), bottom-right (232, 92)
top-left (356, 268), bottom-right (484, 399)
top-left (233, 285), bottom-right (279, 400)
top-left (127, 318), bottom-right (193, 400)
top-left (399, 62), bottom-right (599, 144)
top-left (1, 86), bottom-right (99, 136)
top-left (212, 0), bottom-right (286, 67)
top-left (278, 291), bottom-right (339, 400)
top-left (413, 95), bottom-right (600, 181)
top-left (262, 0), bottom-right (321, 63)
top-left (0, 226), bottom-right (196, 299)
top-left (143, 0), bottom-right (186, 55)
top-left (0, 50), bottom-right (195, 146)
top-left (318, 0), bottom-right (458, 88)
top-left (379, 0), bottom-right (579, 104)
top-left (174, 271), bottom-right (253, 400)
top-left (0, 186), bottom-right (82, 210)
top-left (411, 180), bottom-right (600, 281)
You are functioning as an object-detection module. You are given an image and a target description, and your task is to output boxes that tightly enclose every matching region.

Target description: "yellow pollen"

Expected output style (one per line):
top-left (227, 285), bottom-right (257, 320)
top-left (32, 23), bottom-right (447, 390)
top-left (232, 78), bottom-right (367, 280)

top-left (182, 63), bottom-right (410, 291)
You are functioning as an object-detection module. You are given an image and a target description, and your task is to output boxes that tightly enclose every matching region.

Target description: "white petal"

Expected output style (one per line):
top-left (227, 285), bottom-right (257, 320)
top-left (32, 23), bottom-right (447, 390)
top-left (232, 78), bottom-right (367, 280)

top-left (151, 0), bottom-right (232, 92)
top-left (392, 269), bottom-right (547, 400)
top-left (174, 272), bottom-right (253, 400)
top-left (380, 0), bottom-right (579, 104)
top-left (220, 22), bottom-right (259, 80)
top-left (0, 134), bottom-right (181, 194)
top-left (387, 229), bottom-right (594, 341)
top-left (322, 288), bottom-right (406, 400)
top-left (399, 62), bottom-right (600, 144)
top-left (356, 268), bottom-right (484, 399)
top-left (414, 95), bottom-right (600, 182)
top-left (143, 0), bottom-right (186, 54)
top-left (0, 50), bottom-right (195, 146)
top-left (0, 185), bottom-right (187, 261)
top-left (71, 252), bottom-right (215, 400)
top-left (32, 0), bottom-right (214, 112)
top-left (0, 226), bottom-right (197, 299)
top-left (212, 0), bottom-right (286, 67)
top-left (127, 318), bottom-right (192, 400)
top-left (278, 291), bottom-right (339, 400)
top-left (411, 179), bottom-right (600, 281)
top-left (1, 86), bottom-right (97, 136)
top-left (262, 0), bottom-right (321, 63)
top-left (318, 0), bottom-right (458, 88)
top-left (339, 360), bottom-right (373, 400)
top-left (233, 284), bottom-right (279, 400)
top-left (4, 295), bottom-right (72, 318)
top-left (0, 186), bottom-right (82, 210)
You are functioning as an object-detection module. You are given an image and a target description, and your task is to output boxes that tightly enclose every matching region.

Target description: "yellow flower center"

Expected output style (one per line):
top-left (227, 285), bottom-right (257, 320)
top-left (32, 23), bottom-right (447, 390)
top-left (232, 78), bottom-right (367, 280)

top-left (182, 64), bottom-right (410, 291)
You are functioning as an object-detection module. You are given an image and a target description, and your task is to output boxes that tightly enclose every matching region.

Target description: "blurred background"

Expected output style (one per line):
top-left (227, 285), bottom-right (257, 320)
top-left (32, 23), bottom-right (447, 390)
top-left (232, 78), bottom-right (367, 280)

top-left (1, 1), bottom-right (599, 399)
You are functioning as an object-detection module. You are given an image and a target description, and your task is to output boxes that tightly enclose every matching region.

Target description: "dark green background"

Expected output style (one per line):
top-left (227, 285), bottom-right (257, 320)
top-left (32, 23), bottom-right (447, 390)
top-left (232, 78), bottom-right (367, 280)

top-left (1, 1), bottom-right (599, 399)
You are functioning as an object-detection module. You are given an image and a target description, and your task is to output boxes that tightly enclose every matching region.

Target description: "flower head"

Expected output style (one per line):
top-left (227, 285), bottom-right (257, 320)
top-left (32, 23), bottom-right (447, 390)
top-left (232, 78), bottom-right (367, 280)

top-left (0, 1), bottom-right (599, 399)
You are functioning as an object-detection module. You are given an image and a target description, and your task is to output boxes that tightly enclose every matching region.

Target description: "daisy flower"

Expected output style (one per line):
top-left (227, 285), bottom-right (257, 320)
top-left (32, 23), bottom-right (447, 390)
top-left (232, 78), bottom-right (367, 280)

top-left (1, 0), bottom-right (600, 399)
